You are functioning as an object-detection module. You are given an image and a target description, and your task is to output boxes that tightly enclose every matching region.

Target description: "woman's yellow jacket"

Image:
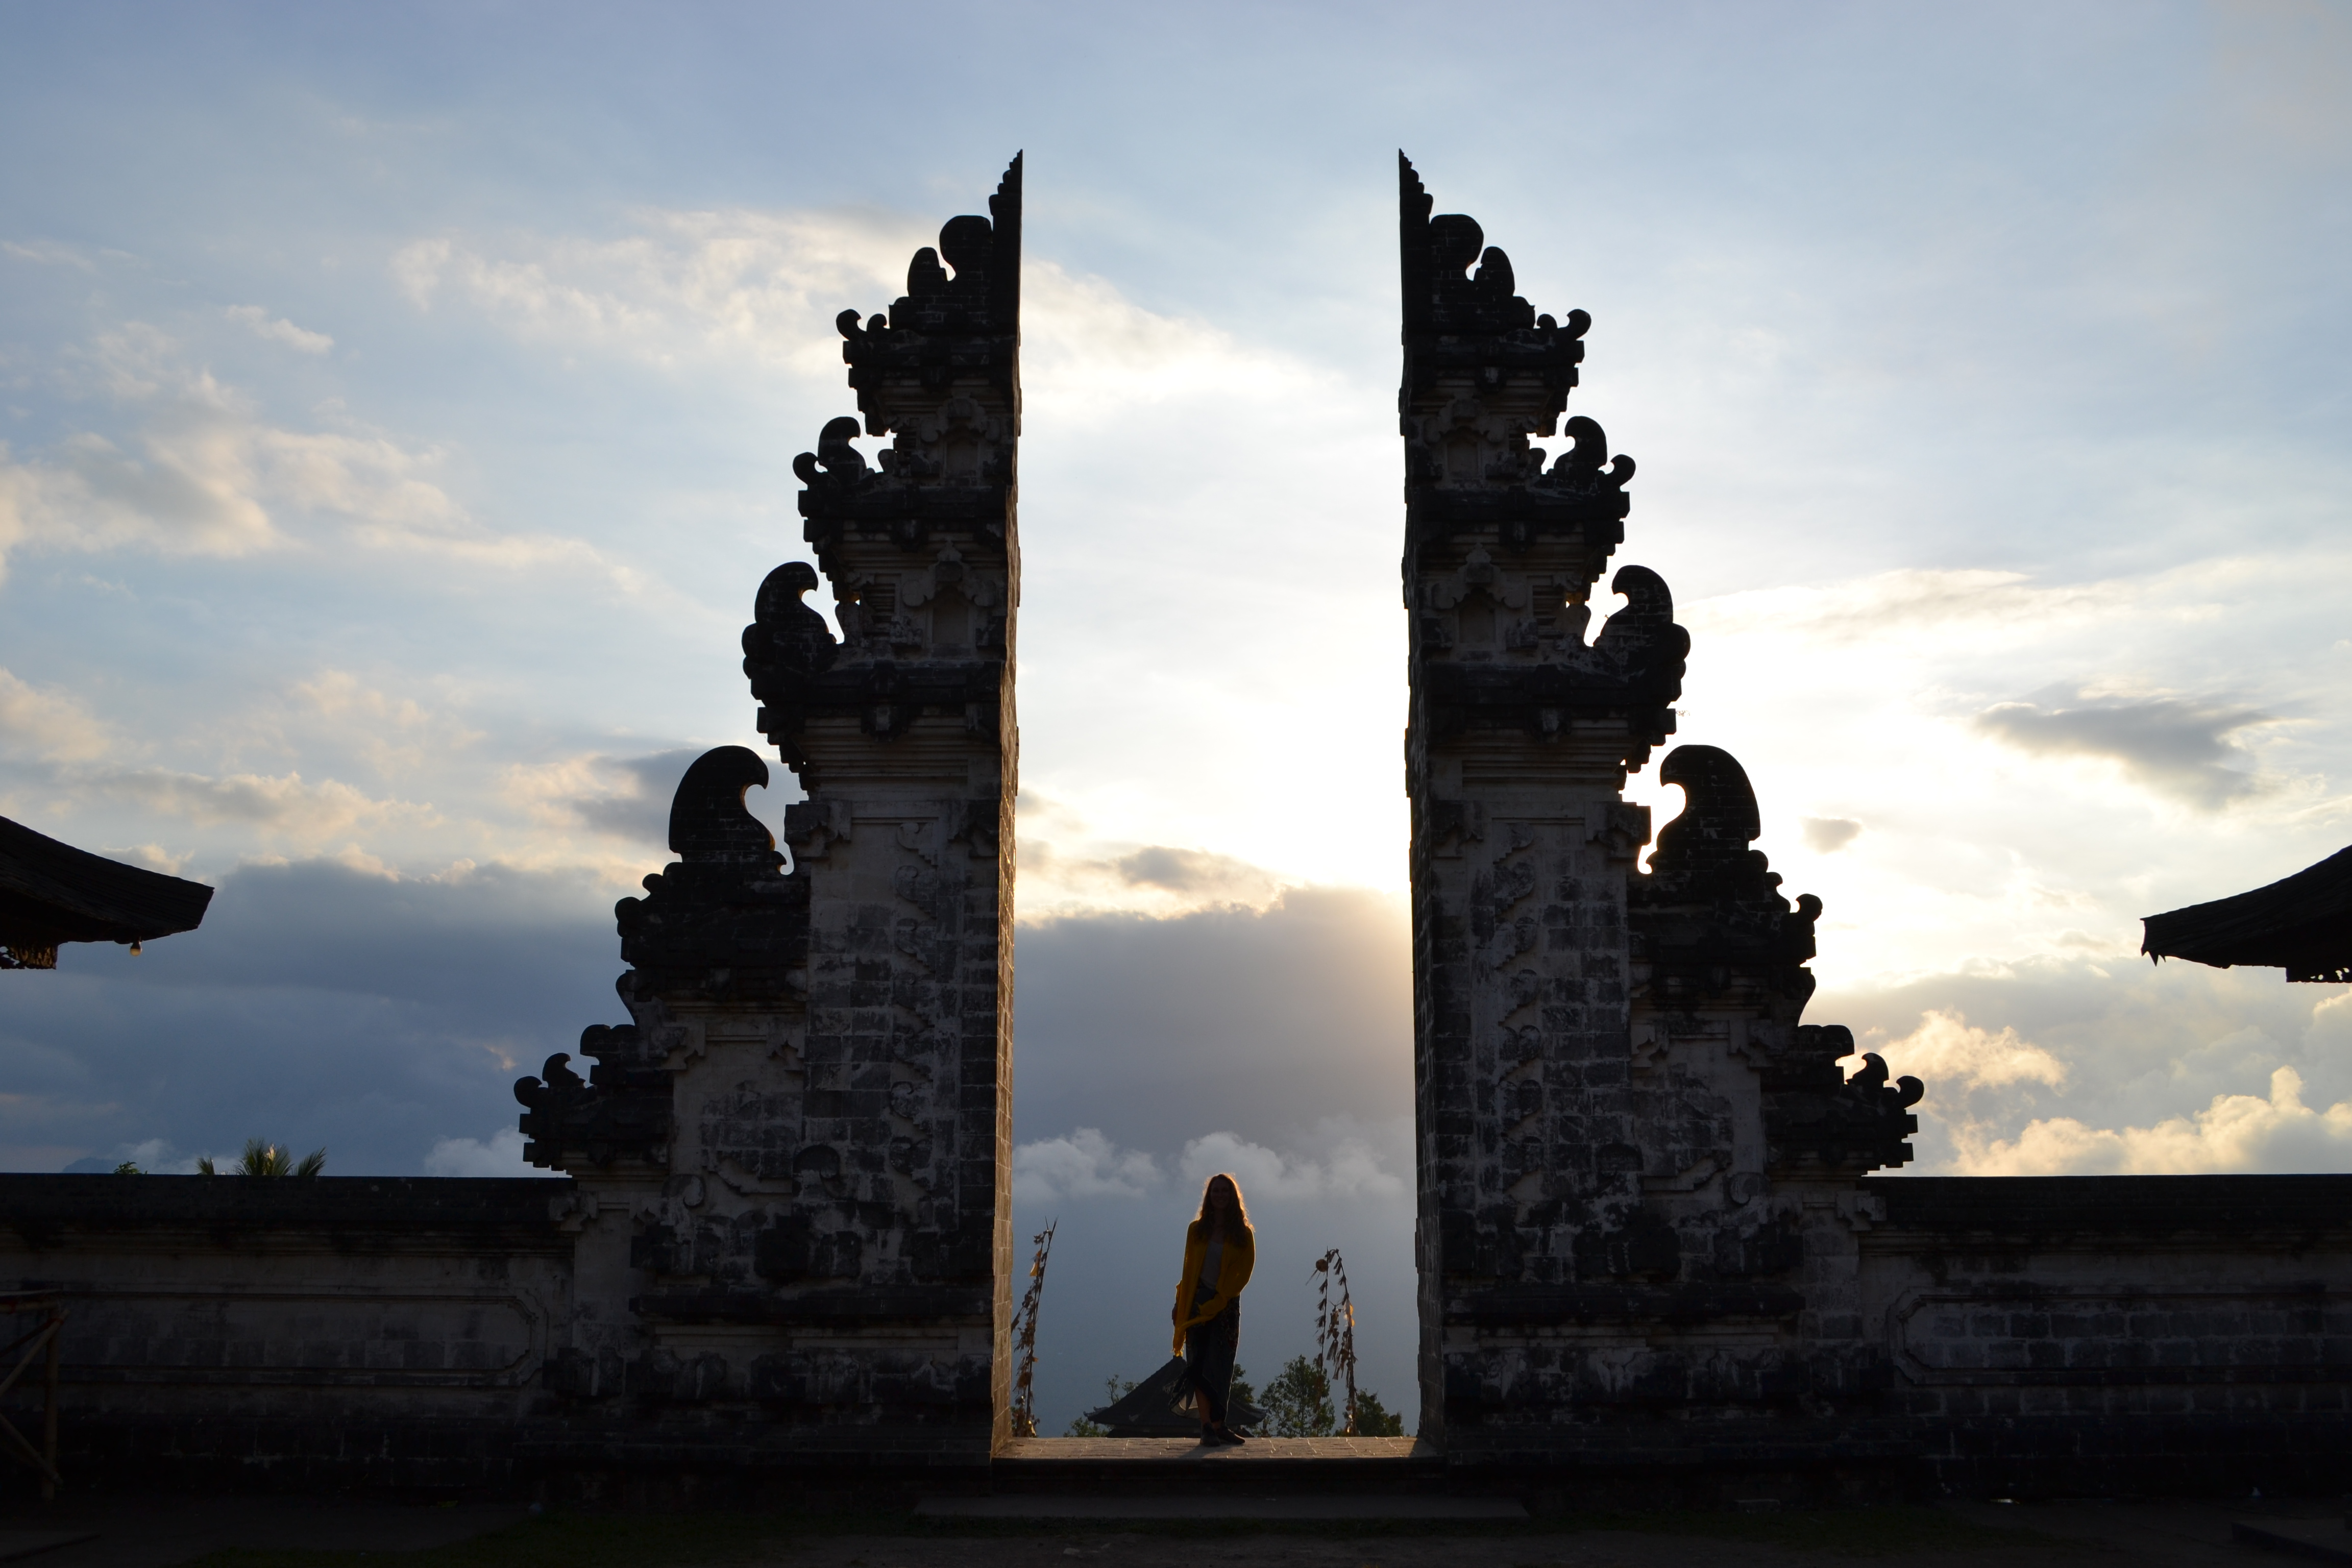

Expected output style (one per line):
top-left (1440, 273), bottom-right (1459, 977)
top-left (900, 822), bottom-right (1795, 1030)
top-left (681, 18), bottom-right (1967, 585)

top-left (1171, 1219), bottom-right (1255, 1353)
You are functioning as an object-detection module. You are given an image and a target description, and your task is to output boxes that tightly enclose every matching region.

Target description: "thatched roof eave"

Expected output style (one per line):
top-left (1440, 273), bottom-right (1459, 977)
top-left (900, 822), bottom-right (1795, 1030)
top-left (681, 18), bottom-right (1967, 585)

top-left (0, 815), bottom-right (214, 966)
top-left (2141, 845), bottom-right (2352, 985)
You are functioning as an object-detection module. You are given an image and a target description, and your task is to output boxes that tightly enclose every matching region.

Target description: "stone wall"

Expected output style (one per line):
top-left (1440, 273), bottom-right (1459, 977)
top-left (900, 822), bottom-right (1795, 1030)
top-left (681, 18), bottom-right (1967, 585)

top-left (9, 1168), bottom-right (2347, 1496)
top-left (1861, 1175), bottom-right (2352, 1496)
top-left (0, 1175), bottom-right (570, 1490)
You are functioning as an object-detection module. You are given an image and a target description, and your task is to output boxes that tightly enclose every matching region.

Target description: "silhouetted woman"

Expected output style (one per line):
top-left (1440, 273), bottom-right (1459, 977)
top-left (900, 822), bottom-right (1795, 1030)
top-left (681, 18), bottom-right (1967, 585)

top-left (1172, 1171), bottom-right (1254, 1446)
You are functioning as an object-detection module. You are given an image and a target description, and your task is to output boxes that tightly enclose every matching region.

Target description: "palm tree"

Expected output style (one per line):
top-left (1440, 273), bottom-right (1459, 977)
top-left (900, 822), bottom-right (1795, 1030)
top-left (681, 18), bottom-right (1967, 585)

top-left (198, 1138), bottom-right (325, 1177)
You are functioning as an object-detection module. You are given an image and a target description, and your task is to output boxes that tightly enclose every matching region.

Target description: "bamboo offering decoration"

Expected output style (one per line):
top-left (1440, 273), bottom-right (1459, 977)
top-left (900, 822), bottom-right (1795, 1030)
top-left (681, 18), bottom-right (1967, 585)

top-left (1009, 1220), bottom-right (1057, 1437)
top-left (1311, 1248), bottom-right (1360, 1436)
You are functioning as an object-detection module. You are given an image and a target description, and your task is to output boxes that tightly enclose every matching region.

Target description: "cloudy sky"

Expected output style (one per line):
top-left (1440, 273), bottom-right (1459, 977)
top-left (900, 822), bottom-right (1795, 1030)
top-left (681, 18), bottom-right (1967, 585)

top-left (3, 1), bottom-right (2347, 1429)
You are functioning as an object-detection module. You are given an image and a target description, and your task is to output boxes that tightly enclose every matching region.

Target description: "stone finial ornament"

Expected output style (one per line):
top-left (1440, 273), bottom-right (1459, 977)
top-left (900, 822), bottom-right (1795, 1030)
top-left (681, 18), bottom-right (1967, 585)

top-left (751, 157), bottom-right (1022, 788)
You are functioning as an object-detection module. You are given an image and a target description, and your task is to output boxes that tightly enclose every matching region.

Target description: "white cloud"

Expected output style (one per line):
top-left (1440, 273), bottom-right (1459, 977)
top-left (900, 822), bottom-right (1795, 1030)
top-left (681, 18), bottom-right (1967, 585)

top-left (1954, 1066), bottom-right (2352, 1174)
top-left (379, 208), bottom-right (1392, 906)
top-left (99, 843), bottom-right (193, 875)
top-left (0, 328), bottom-right (427, 570)
top-left (1870, 1008), bottom-right (2069, 1093)
top-left (1012, 1124), bottom-right (1407, 1209)
top-left (388, 210), bottom-right (1335, 429)
top-left (1179, 1124), bottom-right (1405, 1203)
top-left (1, 239), bottom-right (96, 271)
top-left (117, 1138), bottom-right (176, 1171)
top-left (423, 1127), bottom-right (554, 1177)
top-left (256, 429), bottom-right (457, 530)
top-left (1017, 836), bottom-right (1295, 919)
top-left (0, 325), bottom-right (645, 585)
top-left (1012, 1127), bottom-right (1163, 1204)
top-left (1632, 542), bottom-right (2352, 998)
top-left (500, 754), bottom-right (624, 826)
top-left (387, 237), bottom-right (451, 306)
top-left (0, 416), bottom-right (281, 567)
top-left (291, 671), bottom-right (485, 778)
top-left (389, 208), bottom-right (923, 374)
top-left (0, 668), bottom-right (113, 763)
top-left (88, 764), bottom-right (435, 841)
top-left (225, 306), bottom-right (333, 355)
top-left (1685, 568), bottom-right (2133, 649)
top-left (495, 748), bottom-right (741, 879)
top-left (1020, 259), bottom-right (1334, 428)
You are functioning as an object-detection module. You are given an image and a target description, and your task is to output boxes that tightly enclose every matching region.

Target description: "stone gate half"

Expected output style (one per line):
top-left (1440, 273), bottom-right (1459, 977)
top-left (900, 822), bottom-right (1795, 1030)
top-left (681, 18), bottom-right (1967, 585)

top-left (1405, 149), bottom-right (1965, 1460)
top-left (512, 155), bottom-right (1024, 1464)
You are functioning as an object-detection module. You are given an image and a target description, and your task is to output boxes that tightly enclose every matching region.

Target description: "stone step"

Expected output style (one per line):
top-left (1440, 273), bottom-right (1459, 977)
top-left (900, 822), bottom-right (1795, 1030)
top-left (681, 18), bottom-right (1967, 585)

top-left (986, 1436), bottom-right (1453, 1495)
top-left (919, 1492), bottom-right (1525, 1521)
top-left (2233, 1516), bottom-right (2352, 1563)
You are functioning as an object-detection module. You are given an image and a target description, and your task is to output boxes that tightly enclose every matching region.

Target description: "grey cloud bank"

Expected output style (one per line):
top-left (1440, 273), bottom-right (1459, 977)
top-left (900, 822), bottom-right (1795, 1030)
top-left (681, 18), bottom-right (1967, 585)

top-left (564, 747), bottom-right (709, 847)
top-left (1011, 888), bottom-right (1411, 1152)
top-left (1973, 690), bottom-right (2277, 808)
top-left (0, 858), bottom-right (616, 1174)
top-left (1801, 816), bottom-right (1861, 854)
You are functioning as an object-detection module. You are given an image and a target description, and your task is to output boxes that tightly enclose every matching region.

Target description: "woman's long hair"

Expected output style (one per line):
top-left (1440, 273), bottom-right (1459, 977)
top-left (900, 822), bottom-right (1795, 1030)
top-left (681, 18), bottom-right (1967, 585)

top-left (1194, 1171), bottom-right (1251, 1234)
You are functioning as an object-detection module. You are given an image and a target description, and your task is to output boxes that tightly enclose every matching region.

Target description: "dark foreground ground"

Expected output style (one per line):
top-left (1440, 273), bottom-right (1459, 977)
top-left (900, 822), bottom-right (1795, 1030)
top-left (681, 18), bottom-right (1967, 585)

top-left (0, 1493), bottom-right (2343, 1568)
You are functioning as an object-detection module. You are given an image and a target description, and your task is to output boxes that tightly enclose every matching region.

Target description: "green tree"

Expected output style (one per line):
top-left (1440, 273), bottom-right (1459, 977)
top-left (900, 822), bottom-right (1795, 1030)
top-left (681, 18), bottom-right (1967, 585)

top-left (1260, 1354), bottom-right (1336, 1437)
top-left (1228, 1363), bottom-right (1256, 1414)
top-left (1350, 1387), bottom-right (1406, 1436)
top-left (198, 1138), bottom-right (325, 1177)
top-left (112, 1161), bottom-right (143, 1175)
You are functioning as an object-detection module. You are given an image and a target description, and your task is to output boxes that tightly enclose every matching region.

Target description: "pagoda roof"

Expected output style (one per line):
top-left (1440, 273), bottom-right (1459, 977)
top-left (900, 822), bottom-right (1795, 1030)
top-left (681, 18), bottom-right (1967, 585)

top-left (0, 815), bottom-right (214, 969)
top-left (1083, 1354), bottom-right (1269, 1437)
top-left (2141, 845), bottom-right (2352, 985)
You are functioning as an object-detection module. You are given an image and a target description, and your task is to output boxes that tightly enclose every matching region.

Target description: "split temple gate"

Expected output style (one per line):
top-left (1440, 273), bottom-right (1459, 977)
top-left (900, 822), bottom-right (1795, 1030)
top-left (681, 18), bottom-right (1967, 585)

top-left (5, 155), bottom-right (2351, 1502)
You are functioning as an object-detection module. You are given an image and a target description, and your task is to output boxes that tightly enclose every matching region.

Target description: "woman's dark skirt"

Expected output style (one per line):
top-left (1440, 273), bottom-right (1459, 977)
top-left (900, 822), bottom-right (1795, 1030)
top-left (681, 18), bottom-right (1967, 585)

top-left (1181, 1295), bottom-right (1240, 1426)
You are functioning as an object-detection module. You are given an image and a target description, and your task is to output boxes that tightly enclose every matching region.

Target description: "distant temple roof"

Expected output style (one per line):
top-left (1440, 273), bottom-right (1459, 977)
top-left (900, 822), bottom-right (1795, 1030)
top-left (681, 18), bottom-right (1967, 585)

top-left (0, 815), bottom-right (214, 970)
top-left (2142, 846), bottom-right (2352, 985)
top-left (1084, 1354), bottom-right (1269, 1437)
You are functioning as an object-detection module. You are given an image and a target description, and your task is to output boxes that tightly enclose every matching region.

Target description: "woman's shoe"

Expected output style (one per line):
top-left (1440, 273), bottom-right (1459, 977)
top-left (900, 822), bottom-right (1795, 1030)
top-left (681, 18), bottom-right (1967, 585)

top-left (1197, 1424), bottom-right (1217, 1446)
top-left (1214, 1425), bottom-right (1248, 1446)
